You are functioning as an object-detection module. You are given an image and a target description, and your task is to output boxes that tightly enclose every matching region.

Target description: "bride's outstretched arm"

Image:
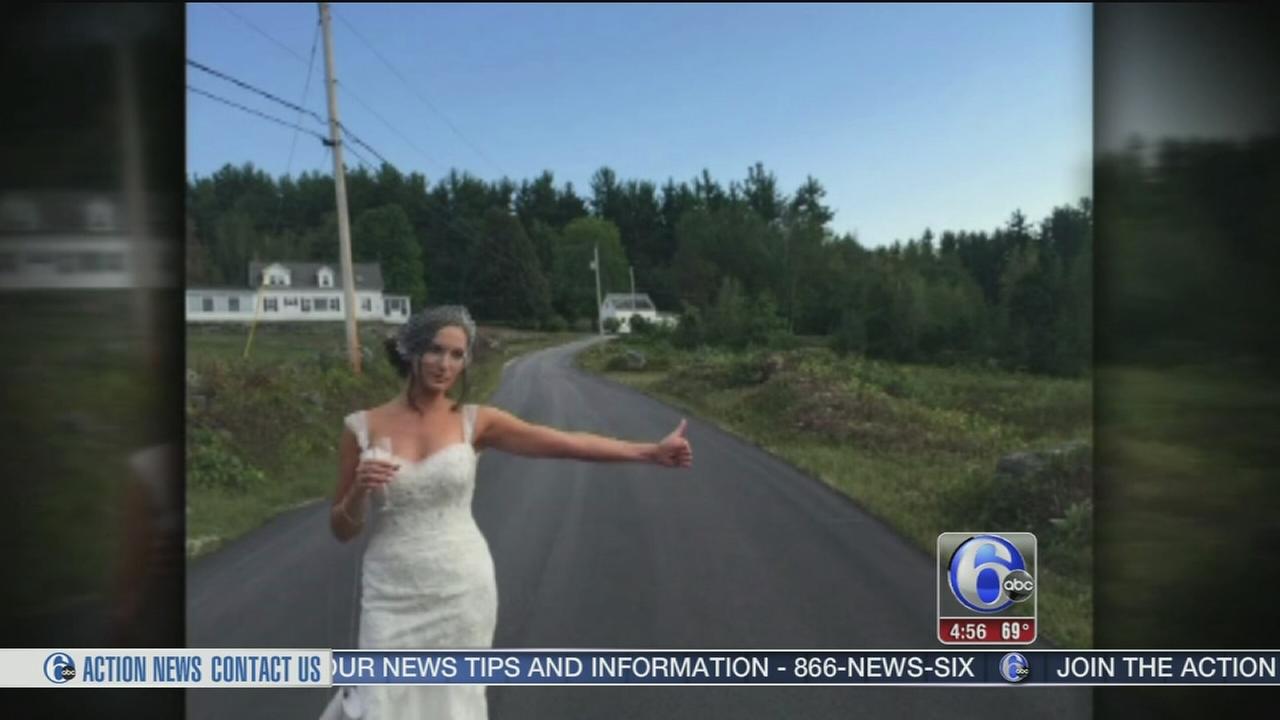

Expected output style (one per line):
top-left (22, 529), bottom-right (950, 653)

top-left (474, 406), bottom-right (693, 468)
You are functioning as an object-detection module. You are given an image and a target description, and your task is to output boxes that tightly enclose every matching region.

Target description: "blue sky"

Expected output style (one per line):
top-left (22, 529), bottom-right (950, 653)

top-left (186, 3), bottom-right (1091, 247)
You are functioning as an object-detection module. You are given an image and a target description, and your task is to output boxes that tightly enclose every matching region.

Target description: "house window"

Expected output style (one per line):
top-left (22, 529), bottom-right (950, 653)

top-left (361, 298), bottom-right (372, 312)
top-left (330, 298), bottom-right (340, 311)
top-left (318, 271), bottom-right (333, 287)
top-left (284, 296), bottom-right (298, 307)
top-left (301, 298), bottom-right (312, 312)
top-left (103, 253), bottom-right (124, 271)
top-left (264, 298), bottom-right (278, 312)
top-left (228, 297), bottom-right (240, 312)
top-left (56, 253), bottom-right (77, 274)
top-left (202, 297), bottom-right (213, 312)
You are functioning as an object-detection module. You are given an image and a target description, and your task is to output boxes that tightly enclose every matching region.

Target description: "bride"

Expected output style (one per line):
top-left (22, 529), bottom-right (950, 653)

top-left (330, 305), bottom-right (693, 719)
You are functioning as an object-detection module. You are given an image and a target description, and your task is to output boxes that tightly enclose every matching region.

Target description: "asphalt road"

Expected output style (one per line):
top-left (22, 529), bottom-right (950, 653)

top-left (188, 337), bottom-right (1090, 719)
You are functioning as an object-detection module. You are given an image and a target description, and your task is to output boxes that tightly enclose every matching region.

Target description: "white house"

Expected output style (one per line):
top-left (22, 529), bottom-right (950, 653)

top-left (599, 292), bottom-right (676, 334)
top-left (186, 260), bottom-right (410, 324)
top-left (0, 192), bottom-right (175, 290)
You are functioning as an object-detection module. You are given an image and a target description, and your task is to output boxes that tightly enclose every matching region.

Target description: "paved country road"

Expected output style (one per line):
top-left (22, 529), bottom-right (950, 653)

top-left (188, 337), bottom-right (1090, 719)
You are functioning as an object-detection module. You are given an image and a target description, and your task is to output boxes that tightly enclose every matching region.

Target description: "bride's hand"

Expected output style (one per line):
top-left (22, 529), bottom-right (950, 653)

top-left (652, 419), bottom-right (693, 468)
top-left (355, 458), bottom-right (399, 492)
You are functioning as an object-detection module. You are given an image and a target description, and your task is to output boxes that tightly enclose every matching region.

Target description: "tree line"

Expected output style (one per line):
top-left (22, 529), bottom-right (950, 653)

top-left (187, 161), bottom-right (1090, 375)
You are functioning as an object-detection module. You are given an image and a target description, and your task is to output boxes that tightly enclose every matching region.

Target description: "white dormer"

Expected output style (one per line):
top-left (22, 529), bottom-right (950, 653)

top-left (317, 266), bottom-right (335, 288)
top-left (260, 262), bottom-right (291, 287)
top-left (86, 198), bottom-right (118, 232)
top-left (0, 196), bottom-right (40, 231)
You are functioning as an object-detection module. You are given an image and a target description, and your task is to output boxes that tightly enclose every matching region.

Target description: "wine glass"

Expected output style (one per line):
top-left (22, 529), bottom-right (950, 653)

top-left (373, 436), bottom-right (396, 510)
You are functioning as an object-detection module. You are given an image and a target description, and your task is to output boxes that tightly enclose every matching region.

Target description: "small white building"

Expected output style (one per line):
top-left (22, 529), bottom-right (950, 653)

top-left (186, 260), bottom-right (410, 324)
top-left (0, 192), bottom-right (175, 290)
top-left (599, 292), bottom-right (675, 334)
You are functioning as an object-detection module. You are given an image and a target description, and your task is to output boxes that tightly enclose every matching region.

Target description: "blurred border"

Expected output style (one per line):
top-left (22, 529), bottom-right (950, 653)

top-left (1094, 4), bottom-right (1280, 717)
top-left (0, 3), bottom-right (184, 717)
top-left (3, 3), bottom-right (1280, 718)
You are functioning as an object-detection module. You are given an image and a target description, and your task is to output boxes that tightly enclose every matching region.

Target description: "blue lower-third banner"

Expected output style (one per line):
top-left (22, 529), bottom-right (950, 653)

top-left (332, 650), bottom-right (1280, 686)
top-left (8, 650), bottom-right (1280, 686)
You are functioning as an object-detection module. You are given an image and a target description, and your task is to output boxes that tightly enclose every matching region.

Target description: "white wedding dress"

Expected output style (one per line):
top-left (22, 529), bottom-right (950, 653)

top-left (342, 405), bottom-right (497, 719)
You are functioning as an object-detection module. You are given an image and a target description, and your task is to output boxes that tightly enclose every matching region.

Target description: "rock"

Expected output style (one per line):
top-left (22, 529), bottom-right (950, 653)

top-left (994, 440), bottom-right (1092, 518)
top-left (625, 350), bottom-right (647, 370)
top-left (995, 451), bottom-right (1048, 480)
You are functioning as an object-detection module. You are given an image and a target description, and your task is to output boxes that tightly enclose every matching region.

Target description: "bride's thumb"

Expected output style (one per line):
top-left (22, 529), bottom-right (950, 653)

top-left (673, 418), bottom-right (687, 437)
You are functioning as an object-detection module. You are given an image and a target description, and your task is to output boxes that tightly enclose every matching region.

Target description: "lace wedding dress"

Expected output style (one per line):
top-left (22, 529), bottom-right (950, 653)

top-left (342, 404), bottom-right (497, 719)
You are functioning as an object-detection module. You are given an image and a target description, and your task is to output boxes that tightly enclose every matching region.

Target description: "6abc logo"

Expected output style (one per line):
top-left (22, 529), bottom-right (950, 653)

top-left (43, 652), bottom-right (76, 684)
top-left (937, 532), bottom-right (1037, 643)
top-left (1000, 652), bottom-right (1031, 683)
top-left (946, 533), bottom-right (1035, 612)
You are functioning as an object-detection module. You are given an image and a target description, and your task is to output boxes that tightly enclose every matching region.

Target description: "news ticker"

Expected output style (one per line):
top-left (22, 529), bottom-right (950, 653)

top-left (8, 650), bottom-right (1280, 687)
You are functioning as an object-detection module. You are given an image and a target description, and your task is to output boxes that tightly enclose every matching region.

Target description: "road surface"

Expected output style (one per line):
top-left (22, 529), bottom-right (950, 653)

top-left (188, 337), bottom-right (1090, 719)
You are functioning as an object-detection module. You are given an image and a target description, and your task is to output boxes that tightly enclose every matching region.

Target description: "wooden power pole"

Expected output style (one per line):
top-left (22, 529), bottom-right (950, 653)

top-left (320, 2), bottom-right (361, 373)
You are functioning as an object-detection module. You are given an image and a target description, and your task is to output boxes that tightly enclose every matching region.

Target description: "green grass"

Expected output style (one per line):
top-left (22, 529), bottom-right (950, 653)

top-left (0, 292), bottom-right (165, 613)
top-left (580, 336), bottom-right (1093, 647)
top-left (1092, 364), bottom-right (1280, 648)
top-left (186, 323), bottom-right (585, 559)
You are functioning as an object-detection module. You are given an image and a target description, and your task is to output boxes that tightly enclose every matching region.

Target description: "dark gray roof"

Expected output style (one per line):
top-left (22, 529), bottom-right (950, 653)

top-left (602, 293), bottom-right (656, 311)
top-left (247, 260), bottom-right (383, 290)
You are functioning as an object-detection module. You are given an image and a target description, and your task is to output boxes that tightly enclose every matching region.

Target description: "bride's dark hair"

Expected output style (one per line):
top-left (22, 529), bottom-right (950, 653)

top-left (384, 305), bottom-right (476, 412)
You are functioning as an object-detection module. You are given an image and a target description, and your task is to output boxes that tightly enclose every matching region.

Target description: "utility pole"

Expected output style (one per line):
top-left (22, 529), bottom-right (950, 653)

top-left (591, 243), bottom-right (603, 335)
top-left (320, 1), bottom-right (361, 373)
top-left (629, 265), bottom-right (635, 302)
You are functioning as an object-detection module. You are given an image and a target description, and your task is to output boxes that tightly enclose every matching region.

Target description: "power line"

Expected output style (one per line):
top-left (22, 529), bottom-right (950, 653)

top-left (187, 85), bottom-right (329, 144)
top-left (187, 57), bottom-right (397, 174)
top-left (201, 8), bottom-right (492, 254)
top-left (341, 139), bottom-right (375, 172)
top-left (342, 126), bottom-right (393, 169)
top-left (211, 5), bottom-right (454, 178)
top-left (187, 59), bottom-right (328, 127)
top-left (282, 21), bottom-right (323, 177)
top-left (217, 3), bottom-right (310, 65)
top-left (273, 19), bottom-right (324, 238)
top-left (337, 83), bottom-right (441, 170)
top-left (336, 11), bottom-right (509, 178)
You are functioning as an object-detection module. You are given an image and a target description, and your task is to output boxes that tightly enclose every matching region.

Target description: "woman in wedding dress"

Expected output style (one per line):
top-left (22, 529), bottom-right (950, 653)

top-left (329, 305), bottom-right (693, 719)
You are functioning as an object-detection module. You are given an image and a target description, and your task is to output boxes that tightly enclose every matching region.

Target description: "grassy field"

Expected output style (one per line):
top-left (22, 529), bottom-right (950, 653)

top-left (580, 335), bottom-right (1093, 647)
top-left (0, 292), bottom-right (171, 615)
top-left (186, 322), bottom-right (583, 558)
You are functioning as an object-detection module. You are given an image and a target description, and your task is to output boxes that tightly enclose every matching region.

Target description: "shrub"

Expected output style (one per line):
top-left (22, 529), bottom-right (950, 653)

top-left (629, 314), bottom-right (653, 335)
top-left (543, 314), bottom-right (569, 332)
top-left (188, 427), bottom-right (267, 493)
top-left (672, 305), bottom-right (704, 349)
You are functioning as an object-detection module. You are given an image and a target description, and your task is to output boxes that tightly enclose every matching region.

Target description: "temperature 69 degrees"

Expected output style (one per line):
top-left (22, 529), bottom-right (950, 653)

top-left (936, 532), bottom-right (1037, 645)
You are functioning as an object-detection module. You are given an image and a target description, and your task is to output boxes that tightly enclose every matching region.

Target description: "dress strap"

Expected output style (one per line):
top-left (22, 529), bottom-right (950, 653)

top-left (344, 410), bottom-right (370, 450)
top-left (462, 404), bottom-right (478, 445)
